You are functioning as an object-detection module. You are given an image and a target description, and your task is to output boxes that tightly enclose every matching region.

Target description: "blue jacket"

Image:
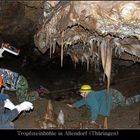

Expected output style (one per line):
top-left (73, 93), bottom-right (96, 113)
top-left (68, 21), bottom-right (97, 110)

top-left (0, 109), bottom-right (19, 129)
top-left (73, 89), bottom-right (112, 121)
top-left (0, 93), bottom-right (19, 129)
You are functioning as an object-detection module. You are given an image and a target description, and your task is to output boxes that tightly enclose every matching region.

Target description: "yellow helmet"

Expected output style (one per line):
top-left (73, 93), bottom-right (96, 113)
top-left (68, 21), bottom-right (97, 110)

top-left (79, 84), bottom-right (92, 93)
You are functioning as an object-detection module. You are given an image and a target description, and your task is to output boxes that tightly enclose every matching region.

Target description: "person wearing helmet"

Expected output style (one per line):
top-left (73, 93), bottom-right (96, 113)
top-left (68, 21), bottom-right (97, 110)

top-left (67, 84), bottom-right (140, 127)
top-left (0, 93), bottom-right (33, 129)
top-left (0, 74), bottom-right (5, 93)
top-left (0, 68), bottom-right (37, 103)
top-left (67, 84), bottom-right (112, 126)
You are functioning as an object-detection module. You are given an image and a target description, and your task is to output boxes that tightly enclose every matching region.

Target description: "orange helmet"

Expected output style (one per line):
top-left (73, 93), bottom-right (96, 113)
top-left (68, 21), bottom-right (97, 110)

top-left (0, 74), bottom-right (5, 87)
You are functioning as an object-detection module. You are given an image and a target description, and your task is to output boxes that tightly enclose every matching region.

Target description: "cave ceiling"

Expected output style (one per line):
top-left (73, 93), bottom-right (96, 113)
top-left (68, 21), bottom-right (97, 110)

top-left (1, 1), bottom-right (140, 91)
top-left (34, 1), bottom-right (140, 91)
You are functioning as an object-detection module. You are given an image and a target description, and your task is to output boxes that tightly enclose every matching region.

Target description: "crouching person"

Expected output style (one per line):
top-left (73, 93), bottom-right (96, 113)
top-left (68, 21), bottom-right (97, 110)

top-left (0, 68), bottom-right (37, 103)
top-left (0, 93), bottom-right (33, 129)
top-left (67, 85), bottom-right (112, 128)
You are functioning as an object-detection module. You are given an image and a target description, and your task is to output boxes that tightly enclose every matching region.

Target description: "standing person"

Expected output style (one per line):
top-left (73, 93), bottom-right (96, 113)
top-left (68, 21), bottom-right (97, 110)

top-left (0, 93), bottom-right (33, 129)
top-left (0, 68), bottom-right (37, 103)
top-left (67, 85), bottom-right (112, 127)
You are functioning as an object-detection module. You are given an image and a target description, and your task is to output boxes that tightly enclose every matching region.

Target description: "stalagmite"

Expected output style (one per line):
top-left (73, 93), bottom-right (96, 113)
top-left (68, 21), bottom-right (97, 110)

top-left (57, 110), bottom-right (65, 128)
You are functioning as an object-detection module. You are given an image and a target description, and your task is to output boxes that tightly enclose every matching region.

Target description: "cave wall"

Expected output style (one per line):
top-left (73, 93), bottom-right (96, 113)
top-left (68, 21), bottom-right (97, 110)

top-left (1, 1), bottom-right (140, 66)
top-left (0, 1), bottom-right (42, 47)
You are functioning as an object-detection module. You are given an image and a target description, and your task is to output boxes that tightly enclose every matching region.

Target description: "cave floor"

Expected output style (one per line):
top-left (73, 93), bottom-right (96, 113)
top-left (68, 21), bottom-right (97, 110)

top-left (14, 98), bottom-right (140, 129)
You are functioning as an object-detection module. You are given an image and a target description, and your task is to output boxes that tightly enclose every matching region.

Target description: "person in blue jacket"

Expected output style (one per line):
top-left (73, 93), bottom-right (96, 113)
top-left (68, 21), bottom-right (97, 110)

top-left (67, 84), bottom-right (140, 127)
top-left (0, 93), bottom-right (33, 129)
top-left (67, 84), bottom-right (112, 126)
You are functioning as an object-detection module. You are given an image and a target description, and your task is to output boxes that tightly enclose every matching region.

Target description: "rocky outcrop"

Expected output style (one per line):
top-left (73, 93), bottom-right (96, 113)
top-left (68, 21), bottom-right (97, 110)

top-left (34, 1), bottom-right (140, 91)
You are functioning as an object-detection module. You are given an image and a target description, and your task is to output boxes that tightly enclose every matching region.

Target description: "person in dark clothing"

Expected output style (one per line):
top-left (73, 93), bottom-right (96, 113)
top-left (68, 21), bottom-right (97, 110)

top-left (0, 93), bottom-right (33, 129)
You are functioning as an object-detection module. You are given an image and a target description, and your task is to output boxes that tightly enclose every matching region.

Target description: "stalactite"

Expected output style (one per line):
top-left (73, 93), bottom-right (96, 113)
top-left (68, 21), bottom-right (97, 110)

top-left (61, 30), bottom-right (64, 67)
top-left (100, 39), bottom-right (107, 70)
top-left (100, 39), bottom-right (108, 84)
top-left (100, 37), bottom-right (112, 113)
top-left (81, 56), bottom-right (84, 65)
top-left (89, 39), bottom-right (94, 57)
top-left (87, 60), bottom-right (89, 72)
top-left (52, 39), bottom-right (56, 54)
top-left (73, 51), bottom-right (79, 69)
top-left (100, 37), bottom-right (112, 129)
top-left (104, 38), bottom-right (112, 94)
top-left (83, 53), bottom-right (89, 72)
top-left (95, 53), bottom-right (100, 73)
top-left (49, 35), bottom-right (52, 58)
